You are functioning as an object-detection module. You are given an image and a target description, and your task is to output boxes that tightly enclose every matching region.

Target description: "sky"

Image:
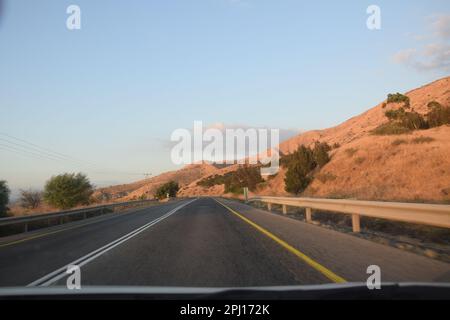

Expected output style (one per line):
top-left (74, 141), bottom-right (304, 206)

top-left (0, 0), bottom-right (449, 196)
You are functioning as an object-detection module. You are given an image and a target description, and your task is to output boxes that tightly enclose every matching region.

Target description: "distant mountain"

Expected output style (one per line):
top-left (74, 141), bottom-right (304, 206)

top-left (93, 162), bottom-right (221, 201)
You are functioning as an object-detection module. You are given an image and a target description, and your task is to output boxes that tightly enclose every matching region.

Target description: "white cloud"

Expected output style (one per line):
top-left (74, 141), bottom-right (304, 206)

top-left (393, 14), bottom-right (450, 73)
top-left (392, 48), bottom-right (417, 64)
top-left (205, 122), bottom-right (301, 142)
top-left (159, 122), bottom-right (302, 153)
top-left (393, 44), bottom-right (450, 72)
top-left (430, 14), bottom-right (450, 39)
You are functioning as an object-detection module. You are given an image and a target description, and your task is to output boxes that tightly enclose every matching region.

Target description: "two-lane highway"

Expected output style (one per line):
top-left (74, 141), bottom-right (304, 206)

top-left (0, 197), bottom-right (449, 287)
top-left (67, 197), bottom-right (331, 286)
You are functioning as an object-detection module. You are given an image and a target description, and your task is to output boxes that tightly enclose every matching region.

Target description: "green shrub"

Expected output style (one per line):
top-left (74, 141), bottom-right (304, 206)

top-left (282, 144), bottom-right (331, 168)
top-left (381, 99), bottom-right (449, 134)
top-left (296, 146), bottom-right (317, 171)
top-left (224, 166), bottom-right (263, 194)
top-left (375, 98), bottom-right (450, 135)
top-left (284, 165), bottom-right (311, 195)
top-left (385, 108), bottom-right (406, 120)
top-left (197, 174), bottom-right (225, 188)
top-left (155, 181), bottom-right (179, 199)
top-left (312, 142), bottom-right (331, 167)
top-left (387, 93), bottom-right (410, 107)
top-left (400, 111), bottom-right (428, 130)
top-left (197, 166), bottom-right (263, 194)
top-left (372, 122), bottom-right (412, 135)
top-left (426, 102), bottom-right (450, 128)
top-left (383, 108), bottom-right (427, 131)
top-left (281, 143), bottom-right (332, 195)
top-left (283, 146), bottom-right (316, 195)
top-left (44, 173), bottom-right (93, 210)
top-left (0, 180), bottom-right (10, 217)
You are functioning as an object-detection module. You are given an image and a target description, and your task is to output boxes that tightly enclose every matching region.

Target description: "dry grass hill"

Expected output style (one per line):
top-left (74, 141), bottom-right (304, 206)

top-left (98, 77), bottom-right (450, 203)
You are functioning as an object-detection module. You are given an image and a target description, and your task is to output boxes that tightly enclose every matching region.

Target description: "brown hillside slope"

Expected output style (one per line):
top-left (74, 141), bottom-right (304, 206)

top-left (94, 163), bottom-right (221, 200)
top-left (181, 76), bottom-right (450, 202)
top-left (257, 77), bottom-right (450, 201)
top-left (260, 126), bottom-right (450, 201)
top-left (100, 77), bottom-right (450, 202)
top-left (278, 77), bottom-right (450, 153)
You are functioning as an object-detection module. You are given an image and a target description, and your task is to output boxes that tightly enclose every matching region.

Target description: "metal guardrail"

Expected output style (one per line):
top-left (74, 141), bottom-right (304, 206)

top-left (0, 199), bottom-right (157, 235)
top-left (247, 196), bottom-right (450, 232)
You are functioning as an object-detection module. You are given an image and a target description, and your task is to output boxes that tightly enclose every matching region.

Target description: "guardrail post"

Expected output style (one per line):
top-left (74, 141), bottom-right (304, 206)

top-left (305, 208), bottom-right (312, 223)
top-left (243, 187), bottom-right (248, 203)
top-left (24, 222), bottom-right (28, 233)
top-left (352, 214), bottom-right (361, 233)
top-left (282, 204), bottom-right (287, 214)
top-left (267, 203), bottom-right (272, 211)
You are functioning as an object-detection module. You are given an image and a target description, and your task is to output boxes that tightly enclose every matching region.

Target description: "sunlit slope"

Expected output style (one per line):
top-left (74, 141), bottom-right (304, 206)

top-left (102, 77), bottom-right (450, 202)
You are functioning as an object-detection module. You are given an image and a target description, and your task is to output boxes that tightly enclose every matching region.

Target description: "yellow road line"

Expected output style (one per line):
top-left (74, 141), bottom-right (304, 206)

top-left (214, 198), bottom-right (347, 284)
top-left (0, 223), bottom-right (87, 248)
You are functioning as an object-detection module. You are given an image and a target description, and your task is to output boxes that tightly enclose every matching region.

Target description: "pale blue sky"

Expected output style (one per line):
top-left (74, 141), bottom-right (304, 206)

top-left (0, 0), bottom-right (449, 195)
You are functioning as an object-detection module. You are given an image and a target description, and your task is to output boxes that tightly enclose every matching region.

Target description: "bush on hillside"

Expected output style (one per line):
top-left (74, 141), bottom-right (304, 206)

top-left (224, 166), bottom-right (263, 194)
top-left (284, 163), bottom-right (312, 195)
top-left (281, 142), bottom-right (332, 195)
top-left (385, 108), bottom-right (406, 121)
top-left (400, 111), bottom-right (428, 130)
top-left (283, 146), bottom-right (317, 195)
top-left (372, 122), bottom-right (412, 135)
top-left (387, 92), bottom-right (410, 107)
top-left (155, 181), bottom-right (179, 200)
top-left (197, 166), bottom-right (263, 194)
top-left (197, 174), bottom-right (226, 188)
top-left (312, 142), bottom-right (331, 167)
top-left (426, 101), bottom-right (450, 128)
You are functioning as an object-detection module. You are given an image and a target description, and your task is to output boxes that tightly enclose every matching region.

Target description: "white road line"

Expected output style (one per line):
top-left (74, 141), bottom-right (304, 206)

top-left (27, 198), bottom-right (197, 287)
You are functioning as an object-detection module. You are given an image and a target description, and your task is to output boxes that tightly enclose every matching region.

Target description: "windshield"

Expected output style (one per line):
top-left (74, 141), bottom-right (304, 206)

top-left (0, 0), bottom-right (449, 301)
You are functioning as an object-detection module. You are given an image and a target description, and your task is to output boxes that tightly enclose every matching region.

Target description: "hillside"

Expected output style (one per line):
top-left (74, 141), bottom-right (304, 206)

top-left (101, 77), bottom-right (450, 203)
top-left (94, 163), bottom-right (221, 201)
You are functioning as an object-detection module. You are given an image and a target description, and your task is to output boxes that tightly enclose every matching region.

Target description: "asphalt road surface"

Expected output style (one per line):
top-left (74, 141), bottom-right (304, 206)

top-left (0, 197), bottom-right (449, 287)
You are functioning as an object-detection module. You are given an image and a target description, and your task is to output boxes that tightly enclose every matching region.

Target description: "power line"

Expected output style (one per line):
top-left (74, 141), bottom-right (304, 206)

top-left (0, 133), bottom-right (102, 169)
top-left (0, 144), bottom-right (148, 176)
top-left (0, 138), bottom-right (96, 168)
top-left (0, 145), bottom-right (65, 163)
top-left (0, 133), bottom-right (151, 177)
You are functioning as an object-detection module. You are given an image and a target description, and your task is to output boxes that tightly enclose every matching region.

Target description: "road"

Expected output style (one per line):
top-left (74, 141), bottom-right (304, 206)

top-left (0, 197), bottom-right (449, 287)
